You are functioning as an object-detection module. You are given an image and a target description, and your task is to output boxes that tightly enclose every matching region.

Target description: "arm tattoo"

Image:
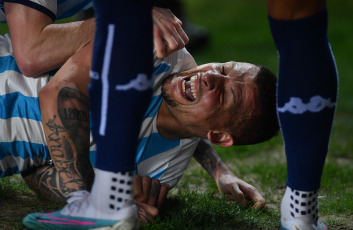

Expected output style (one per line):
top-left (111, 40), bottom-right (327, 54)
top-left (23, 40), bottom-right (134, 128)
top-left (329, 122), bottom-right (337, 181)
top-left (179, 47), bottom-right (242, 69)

top-left (22, 164), bottom-right (66, 202)
top-left (44, 87), bottom-right (94, 197)
top-left (193, 139), bottom-right (224, 179)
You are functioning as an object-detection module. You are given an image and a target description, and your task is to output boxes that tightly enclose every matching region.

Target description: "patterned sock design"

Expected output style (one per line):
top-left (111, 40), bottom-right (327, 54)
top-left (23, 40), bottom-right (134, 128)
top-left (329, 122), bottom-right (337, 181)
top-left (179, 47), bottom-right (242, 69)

top-left (108, 171), bottom-right (134, 211)
top-left (90, 168), bottom-right (134, 215)
top-left (282, 186), bottom-right (319, 226)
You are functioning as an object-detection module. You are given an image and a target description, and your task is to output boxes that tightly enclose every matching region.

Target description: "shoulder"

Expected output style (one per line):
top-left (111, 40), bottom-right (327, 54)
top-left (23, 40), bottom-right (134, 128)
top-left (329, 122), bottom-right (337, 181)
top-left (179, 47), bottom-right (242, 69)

top-left (152, 48), bottom-right (197, 89)
top-left (161, 48), bottom-right (197, 73)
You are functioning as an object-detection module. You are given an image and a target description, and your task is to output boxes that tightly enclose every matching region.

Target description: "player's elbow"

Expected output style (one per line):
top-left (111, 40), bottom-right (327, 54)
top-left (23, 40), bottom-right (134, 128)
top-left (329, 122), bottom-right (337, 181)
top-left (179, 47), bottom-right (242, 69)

top-left (15, 52), bottom-right (46, 78)
top-left (38, 82), bottom-right (55, 108)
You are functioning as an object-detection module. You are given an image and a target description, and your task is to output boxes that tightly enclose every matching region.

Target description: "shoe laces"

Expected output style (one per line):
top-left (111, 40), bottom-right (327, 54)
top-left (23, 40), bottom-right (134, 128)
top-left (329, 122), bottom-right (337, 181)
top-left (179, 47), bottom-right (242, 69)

top-left (62, 190), bottom-right (90, 214)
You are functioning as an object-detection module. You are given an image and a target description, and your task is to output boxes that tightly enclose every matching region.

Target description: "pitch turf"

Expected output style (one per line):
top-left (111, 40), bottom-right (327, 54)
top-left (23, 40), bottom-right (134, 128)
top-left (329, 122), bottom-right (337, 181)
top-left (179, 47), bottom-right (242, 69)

top-left (1, 0), bottom-right (352, 229)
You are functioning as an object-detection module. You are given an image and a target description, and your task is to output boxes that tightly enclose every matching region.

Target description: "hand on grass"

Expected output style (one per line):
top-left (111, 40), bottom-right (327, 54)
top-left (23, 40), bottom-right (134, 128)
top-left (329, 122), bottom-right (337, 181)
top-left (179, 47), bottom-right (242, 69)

top-left (133, 175), bottom-right (171, 223)
top-left (216, 173), bottom-right (266, 209)
top-left (152, 7), bottom-right (189, 58)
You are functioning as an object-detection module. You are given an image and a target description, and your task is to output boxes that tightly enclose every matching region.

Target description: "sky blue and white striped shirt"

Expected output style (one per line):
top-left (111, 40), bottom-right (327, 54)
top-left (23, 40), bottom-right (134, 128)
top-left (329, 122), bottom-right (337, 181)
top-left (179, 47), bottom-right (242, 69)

top-left (0, 36), bottom-right (200, 187)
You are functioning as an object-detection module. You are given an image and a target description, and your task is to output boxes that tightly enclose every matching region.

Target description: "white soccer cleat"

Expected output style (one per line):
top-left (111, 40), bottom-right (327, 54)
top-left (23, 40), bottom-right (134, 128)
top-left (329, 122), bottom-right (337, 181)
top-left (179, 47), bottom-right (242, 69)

top-left (23, 190), bottom-right (138, 230)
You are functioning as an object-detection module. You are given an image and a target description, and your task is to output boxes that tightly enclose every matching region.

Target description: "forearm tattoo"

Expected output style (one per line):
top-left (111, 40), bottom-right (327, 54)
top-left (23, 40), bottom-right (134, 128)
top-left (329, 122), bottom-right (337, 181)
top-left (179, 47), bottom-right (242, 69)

top-left (22, 164), bottom-right (66, 202)
top-left (44, 87), bottom-right (94, 197)
top-left (193, 140), bottom-right (224, 178)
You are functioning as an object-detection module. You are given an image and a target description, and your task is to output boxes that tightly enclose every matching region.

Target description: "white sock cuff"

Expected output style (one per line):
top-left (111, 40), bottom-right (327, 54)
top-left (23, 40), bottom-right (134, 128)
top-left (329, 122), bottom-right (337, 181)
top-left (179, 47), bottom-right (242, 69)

top-left (282, 186), bottom-right (319, 218)
top-left (91, 168), bottom-right (134, 213)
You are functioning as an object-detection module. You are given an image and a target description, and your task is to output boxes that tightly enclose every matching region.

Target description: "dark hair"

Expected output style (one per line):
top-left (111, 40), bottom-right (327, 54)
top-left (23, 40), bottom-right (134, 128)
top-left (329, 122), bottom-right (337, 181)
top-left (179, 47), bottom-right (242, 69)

top-left (232, 66), bottom-right (279, 145)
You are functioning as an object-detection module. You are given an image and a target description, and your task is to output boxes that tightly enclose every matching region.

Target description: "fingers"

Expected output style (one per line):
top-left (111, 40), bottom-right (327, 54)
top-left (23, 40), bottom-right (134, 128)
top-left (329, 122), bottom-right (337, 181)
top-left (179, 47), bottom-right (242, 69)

top-left (134, 175), bottom-right (153, 203)
top-left (133, 175), bottom-right (171, 223)
top-left (238, 184), bottom-right (266, 209)
top-left (133, 175), bottom-right (170, 208)
top-left (152, 7), bottom-right (189, 58)
top-left (147, 179), bottom-right (161, 206)
top-left (135, 201), bottom-right (158, 224)
top-left (142, 176), bottom-right (152, 203)
top-left (220, 180), bottom-right (266, 208)
top-left (243, 187), bottom-right (266, 208)
top-left (157, 183), bottom-right (171, 209)
top-left (133, 175), bottom-right (144, 202)
top-left (227, 185), bottom-right (248, 207)
top-left (153, 28), bottom-right (166, 58)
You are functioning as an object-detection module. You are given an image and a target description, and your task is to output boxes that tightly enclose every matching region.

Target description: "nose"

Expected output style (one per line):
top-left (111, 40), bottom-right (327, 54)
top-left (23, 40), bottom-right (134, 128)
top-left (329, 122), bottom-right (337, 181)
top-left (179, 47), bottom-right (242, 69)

top-left (202, 71), bottom-right (224, 91)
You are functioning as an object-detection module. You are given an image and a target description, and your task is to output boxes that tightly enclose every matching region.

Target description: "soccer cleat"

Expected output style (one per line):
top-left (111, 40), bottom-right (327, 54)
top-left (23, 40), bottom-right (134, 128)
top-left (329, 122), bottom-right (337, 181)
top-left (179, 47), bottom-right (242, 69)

top-left (280, 217), bottom-right (328, 230)
top-left (23, 190), bottom-right (138, 230)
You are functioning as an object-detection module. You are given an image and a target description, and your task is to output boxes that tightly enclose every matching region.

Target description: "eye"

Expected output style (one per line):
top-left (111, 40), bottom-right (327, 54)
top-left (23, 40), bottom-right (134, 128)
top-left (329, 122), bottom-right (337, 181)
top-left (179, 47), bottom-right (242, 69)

top-left (221, 65), bottom-right (225, 75)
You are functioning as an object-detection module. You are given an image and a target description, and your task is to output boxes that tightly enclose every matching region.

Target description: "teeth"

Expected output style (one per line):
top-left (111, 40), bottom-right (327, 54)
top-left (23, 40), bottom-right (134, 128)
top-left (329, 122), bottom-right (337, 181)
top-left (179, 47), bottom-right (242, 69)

top-left (182, 80), bottom-right (186, 95)
top-left (190, 76), bottom-right (197, 99)
top-left (182, 75), bottom-right (197, 99)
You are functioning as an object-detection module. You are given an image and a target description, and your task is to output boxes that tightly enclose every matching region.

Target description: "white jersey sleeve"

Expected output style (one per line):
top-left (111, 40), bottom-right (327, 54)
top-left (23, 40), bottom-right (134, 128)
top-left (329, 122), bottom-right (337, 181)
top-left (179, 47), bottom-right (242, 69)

top-left (0, 0), bottom-right (93, 21)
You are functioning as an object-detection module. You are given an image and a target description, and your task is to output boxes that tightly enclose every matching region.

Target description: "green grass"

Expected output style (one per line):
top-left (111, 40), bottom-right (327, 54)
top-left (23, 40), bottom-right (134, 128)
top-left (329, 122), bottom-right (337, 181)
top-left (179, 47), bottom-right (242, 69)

top-left (1, 0), bottom-right (353, 229)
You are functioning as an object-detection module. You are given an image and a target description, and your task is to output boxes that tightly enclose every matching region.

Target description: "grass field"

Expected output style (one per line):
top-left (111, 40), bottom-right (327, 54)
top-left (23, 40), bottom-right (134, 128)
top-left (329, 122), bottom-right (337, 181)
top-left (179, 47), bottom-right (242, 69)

top-left (1, 0), bottom-right (352, 229)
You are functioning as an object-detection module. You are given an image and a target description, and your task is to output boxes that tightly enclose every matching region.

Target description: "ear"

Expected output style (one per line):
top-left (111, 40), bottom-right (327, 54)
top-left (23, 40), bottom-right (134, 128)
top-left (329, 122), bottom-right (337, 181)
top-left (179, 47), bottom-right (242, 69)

top-left (207, 131), bottom-right (234, 147)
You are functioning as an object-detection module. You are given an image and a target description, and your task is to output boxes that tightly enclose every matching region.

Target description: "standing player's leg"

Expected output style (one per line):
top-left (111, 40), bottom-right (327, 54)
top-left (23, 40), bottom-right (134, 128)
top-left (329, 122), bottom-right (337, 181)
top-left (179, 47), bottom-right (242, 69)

top-left (22, 0), bottom-right (154, 229)
top-left (88, 0), bottom-right (154, 225)
top-left (266, 0), bottom-right (338, 229)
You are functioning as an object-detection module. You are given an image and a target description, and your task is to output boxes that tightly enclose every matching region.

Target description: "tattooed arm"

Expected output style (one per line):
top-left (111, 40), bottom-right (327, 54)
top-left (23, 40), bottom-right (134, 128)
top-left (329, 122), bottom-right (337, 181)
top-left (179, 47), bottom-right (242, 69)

top-left (29, 42), bottom-right (95, 198)
top-left (22, 164), bottom-right (66, 202)
top-left (194, 139), bottom-right (266, 208)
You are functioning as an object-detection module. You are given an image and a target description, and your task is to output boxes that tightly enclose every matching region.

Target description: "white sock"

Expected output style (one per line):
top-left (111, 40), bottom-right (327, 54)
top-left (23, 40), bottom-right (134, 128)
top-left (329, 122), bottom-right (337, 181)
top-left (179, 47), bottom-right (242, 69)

top-left (90, 168), bottom-right (134, 214)
top-left (281, 186), bottom-right (319, 225)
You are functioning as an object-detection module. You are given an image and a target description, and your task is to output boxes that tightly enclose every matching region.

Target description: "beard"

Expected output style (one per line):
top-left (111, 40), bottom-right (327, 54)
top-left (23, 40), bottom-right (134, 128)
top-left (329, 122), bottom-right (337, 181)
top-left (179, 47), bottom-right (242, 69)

top-left (161, 72), bottom-right (179, 107)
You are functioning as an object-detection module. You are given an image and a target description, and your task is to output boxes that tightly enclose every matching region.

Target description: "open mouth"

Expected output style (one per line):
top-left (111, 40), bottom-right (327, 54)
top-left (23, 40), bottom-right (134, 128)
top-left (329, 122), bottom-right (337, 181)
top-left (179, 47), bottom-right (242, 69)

top-left (182, 75), bottom-right (198, 101)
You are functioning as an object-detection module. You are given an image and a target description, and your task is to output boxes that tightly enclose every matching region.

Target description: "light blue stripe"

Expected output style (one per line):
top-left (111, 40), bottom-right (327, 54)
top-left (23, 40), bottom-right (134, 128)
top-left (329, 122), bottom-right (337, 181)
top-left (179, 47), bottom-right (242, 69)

top-left (143, 95), bottom-right (162, 119)
top-left (0, 92), bottom-right (41, 121)
top-left (135, 133), bottom-right (180, 164)
top-left (141, 63), bottom-right (171, 119)
top-left (149, 168), bottom-right (167, 180)
top-left (154, 63), bottom-right (170, 75)
top-left (0, 56), bottom-right (21, 74)
top-left (90, 150), bottom-right (96, 168)
top-left (0, 141), bottom-right (49, 161)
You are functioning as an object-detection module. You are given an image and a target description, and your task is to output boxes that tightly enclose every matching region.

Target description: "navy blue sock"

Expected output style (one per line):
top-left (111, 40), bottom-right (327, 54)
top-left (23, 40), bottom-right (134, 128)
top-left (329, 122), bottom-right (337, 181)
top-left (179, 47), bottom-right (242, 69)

top-left (269, 9), bottom-right (338, 191)
top-left (89, 0), bottom-right (154, 172)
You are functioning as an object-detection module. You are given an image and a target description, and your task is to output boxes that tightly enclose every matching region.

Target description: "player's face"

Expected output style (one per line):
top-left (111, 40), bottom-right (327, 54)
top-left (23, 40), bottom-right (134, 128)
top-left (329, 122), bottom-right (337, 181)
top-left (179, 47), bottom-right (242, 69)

top-left (162, 61), bottom-right (260, 133)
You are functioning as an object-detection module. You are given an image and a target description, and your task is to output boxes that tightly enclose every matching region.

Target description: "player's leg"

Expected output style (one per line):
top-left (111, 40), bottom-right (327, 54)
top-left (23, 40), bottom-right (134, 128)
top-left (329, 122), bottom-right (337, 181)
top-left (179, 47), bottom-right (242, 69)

top-left (23, 42), bottom-right (94, 201)
top-left (266, 0), bottom-right (338, 229)
top-left (88, 0), bottom-right (153, 225)
top-left (23, 0), bottom-right (154, 229)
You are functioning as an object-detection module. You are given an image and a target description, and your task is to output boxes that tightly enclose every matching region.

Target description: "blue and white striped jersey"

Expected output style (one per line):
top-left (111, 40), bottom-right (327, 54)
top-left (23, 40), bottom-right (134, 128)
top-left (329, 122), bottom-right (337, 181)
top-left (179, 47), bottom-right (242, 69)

top-left (0, 33), bottom-right (51, 177)
top-left (0, 0), bottom-right (93, 22)
top-left (135, 49), bottom-right (200, 188)
top-left (0, 33), bottom-right (200, 187)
